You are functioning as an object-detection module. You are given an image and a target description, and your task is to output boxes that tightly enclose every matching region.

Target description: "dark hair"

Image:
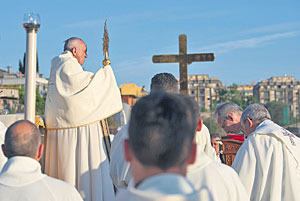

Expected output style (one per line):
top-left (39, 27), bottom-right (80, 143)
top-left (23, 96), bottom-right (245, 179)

top-left (128, 92), bottom-right (196, 170)
top-left (5, 120), bottom-right (41, 158)
top-left (150, 73), bottom-right (179, 93)
top-left (210, 133), bottom-right (221, 140)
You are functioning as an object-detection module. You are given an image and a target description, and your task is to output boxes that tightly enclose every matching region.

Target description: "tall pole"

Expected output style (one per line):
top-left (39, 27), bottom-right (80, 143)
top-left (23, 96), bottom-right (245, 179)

top-left (23, 13), bottom-right (40, 123)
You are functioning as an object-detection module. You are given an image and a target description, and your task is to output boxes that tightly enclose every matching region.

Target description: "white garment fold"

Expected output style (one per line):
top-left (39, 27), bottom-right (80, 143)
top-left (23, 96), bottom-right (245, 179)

top-left (114, 173), bottom-right (215, 201)
top-left (195, 124), bottom-right (218, 161)
top-left (0, 156), bottom-right (83, 201)
top-left (187, 146), bottom-right (249, 201)
top-left (232, 120), bottom-right (300, 201)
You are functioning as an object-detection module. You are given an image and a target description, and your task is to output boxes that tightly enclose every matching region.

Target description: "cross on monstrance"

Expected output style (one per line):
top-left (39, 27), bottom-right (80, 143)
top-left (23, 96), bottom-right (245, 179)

top-left (152, 34), bottom-right (215, 94)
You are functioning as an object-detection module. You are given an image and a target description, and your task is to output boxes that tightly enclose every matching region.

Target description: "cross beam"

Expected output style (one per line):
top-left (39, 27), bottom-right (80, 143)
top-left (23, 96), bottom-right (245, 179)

top-left (152, 34), bottom-right (215, 94)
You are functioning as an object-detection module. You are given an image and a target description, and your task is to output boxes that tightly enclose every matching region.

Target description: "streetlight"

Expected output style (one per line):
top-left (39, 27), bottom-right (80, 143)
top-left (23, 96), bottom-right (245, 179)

top-left (23, 13), bottom-right (40, 123)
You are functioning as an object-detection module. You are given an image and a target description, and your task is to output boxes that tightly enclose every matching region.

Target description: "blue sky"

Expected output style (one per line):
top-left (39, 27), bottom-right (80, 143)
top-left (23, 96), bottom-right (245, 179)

top-left (0, 1), bottom-right (299, 91)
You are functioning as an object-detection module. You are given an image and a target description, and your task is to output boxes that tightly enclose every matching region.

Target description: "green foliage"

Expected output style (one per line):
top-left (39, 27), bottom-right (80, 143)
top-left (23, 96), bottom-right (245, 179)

top-left (203, 117), bottom-right (226, 136)
top-left (19, 87), bottom-right (45, 115)
top-left (36, 90), bottom-right (45, 115)
top-left (19, 59), bottom-right (25, 74)
top-left (265, 101), bottom-right (286, 126)
top-left (20, 52), bottom-right (39, 74)
top-left (19, 87), bottom-right (25, 104)
top-left (214, 84), bottom-right (257, 110)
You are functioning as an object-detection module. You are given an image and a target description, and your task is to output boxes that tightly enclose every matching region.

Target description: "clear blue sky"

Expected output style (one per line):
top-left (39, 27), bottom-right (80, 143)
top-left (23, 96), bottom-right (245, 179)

top-left (0, 0), bottom-right (299, 91)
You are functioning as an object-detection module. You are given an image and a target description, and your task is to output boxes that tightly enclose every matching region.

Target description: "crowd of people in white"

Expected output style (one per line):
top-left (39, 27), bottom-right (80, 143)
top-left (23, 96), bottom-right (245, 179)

top-left (0, 37), bottom-right (299, 201)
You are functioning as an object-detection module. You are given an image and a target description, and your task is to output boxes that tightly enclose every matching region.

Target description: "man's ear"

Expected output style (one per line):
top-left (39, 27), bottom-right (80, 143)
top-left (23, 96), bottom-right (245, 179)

top-left (123, 139), bottom-right (133, 162)
top-left (226, 113), bottom-right (234, 121)
top-left (196, 118), bottom-right (203, 132)
top-left (1, 144), bottom-right (8, 158)
top-left (36, 144), bottom-right (44, 162)
top-left (71, 47), bottom-right (77, 57)
top-left (187, 143), bottom-right (197, 165)
top-left (246, 117), bottom-right (254, 128)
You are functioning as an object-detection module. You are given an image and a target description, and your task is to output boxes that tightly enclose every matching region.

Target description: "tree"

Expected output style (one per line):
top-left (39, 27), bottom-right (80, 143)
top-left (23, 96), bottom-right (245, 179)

top-left (19, 59), bottom-right (24, 74)
top-left (19, 52), bottom-right (39, 74)
top-left (265, 101), bottom-right (286, 126)
top-left (19, 87), bottom-right (45, 115)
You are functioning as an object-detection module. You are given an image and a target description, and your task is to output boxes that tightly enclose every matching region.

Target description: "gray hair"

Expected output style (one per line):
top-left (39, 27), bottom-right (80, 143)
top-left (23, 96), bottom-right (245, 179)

top-left (128, 92), bottom-right (196, 170)
top-left (214, 102), bottom-right (242, 121)
top-left (4, 120), bottom-right (41, 159)
top-left (241, 104), bottom-right (271, 123)
top-left (64, 37), bottom-right (83, 51)
top-left (150, 73), bottom-right (179, 94)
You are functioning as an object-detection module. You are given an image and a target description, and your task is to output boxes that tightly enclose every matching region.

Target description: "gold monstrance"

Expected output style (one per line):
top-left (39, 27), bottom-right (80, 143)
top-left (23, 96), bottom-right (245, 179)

top-left (100, 19), bottom-right (112, 161)
top-left (102, 19), bottom-right (111, 66)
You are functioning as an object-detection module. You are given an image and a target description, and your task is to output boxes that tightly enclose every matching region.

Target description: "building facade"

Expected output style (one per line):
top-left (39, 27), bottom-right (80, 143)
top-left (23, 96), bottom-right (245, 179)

top-left (119, 83), bottom-right (147, 106)
top-left (0, 86), bottom-right (20, 113)
top-left (253, 76), bottom-right (300, 118)
top-left (188, 75), bottom-right (223, 111)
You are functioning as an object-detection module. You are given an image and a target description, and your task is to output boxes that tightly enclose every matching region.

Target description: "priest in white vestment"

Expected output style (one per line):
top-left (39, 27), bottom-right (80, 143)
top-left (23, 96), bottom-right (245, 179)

top-left (232, 104), bottom-right (300, 201)
top-left (44, 37), bottom-right (122, 201)
top-left (0, 121), bottom-right (7, 171)
top-left (195, 119), bottom-right (219, 161)
top-left (110, 73), bottom-right (180, 190)
top-left (115, 93), bottom-right (215, 201)
top-left (187, 145), bottom-right (249, 201)
top-left (0, 120), bottom-right (83, 201)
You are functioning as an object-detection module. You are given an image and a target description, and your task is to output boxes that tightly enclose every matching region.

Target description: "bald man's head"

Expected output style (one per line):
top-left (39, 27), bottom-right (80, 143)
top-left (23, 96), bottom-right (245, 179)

top-left (3, 120), bottom-right (41, 159)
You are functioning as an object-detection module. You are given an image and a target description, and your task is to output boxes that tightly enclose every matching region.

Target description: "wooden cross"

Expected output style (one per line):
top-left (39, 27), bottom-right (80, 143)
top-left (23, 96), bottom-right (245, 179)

top-left (152, 34), bottom-right (215, 94)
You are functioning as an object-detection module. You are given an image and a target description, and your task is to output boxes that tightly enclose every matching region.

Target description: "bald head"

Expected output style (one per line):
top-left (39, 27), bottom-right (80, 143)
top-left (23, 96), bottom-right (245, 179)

top-left (4, 120), bottom-right (41, 159)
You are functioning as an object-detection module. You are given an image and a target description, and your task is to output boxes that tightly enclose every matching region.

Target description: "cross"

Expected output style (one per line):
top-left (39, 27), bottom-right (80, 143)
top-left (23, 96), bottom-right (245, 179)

top-left (152, 34), bottom-right (215, 94)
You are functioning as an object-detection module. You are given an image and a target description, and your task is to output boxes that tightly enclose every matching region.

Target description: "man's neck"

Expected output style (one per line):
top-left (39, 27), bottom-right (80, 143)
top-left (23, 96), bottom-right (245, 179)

top-left (132, 162), bottom-right (187, 187)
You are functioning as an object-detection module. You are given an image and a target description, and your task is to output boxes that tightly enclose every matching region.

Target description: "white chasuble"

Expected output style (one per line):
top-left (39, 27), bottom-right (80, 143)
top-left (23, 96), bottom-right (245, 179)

top-left (187, 146), bottom-right (249, 201)
top-left (114, 174), bottom-right (214, 201)
top-left (0, 156), bottom-right (83, 201)
top-left (44, 51), bottom-right (122, 201)
top-left (232, 120), bottom-right (300, 201)
top-left (110, 124), bottom-right (131, 190)
top-left (195, 124), bottom-right (219, 161)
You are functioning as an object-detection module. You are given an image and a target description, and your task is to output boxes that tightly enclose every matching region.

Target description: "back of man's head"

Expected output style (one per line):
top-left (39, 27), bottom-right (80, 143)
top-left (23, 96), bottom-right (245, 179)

top-left (128, 92), bottom-right (196, 170)
top-left (214, 102), bottom-right (242, 121)
top-left (64, 37), bottom-right (83, 51)
top-left (150, 73), bottom-right (179, 94)
top-left (241, 104), bottom-right (271, 124)
top-left (4, 120), bottom-right (41, 159)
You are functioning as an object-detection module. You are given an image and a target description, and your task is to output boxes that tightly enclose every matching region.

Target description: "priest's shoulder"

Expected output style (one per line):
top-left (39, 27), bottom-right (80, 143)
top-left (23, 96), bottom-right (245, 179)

top-left (51, 52), bottom-right (78, 65)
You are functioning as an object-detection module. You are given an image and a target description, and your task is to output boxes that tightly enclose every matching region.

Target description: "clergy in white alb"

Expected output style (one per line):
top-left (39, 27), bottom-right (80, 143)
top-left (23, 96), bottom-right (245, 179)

top-left (115, 174), bottom-right (214, 201)
top-left (0, 121), bottom-right (7, 171)
top-left (44, 37), bottom-right (122, 201)
top-left (110, 124), bottom-right (131, 190)
top-left (110, 72), bottom-right (180, 190)
top-left (187, 145), bottom-right (249, 201)
top-left (232, 104), bottom-right (300, 201)
top-left (0, 120), bottom-right (83, 201)
top-left (195, 121), bottom-right (219, 161)
top-left (114, 93), bottom-right (213, 201)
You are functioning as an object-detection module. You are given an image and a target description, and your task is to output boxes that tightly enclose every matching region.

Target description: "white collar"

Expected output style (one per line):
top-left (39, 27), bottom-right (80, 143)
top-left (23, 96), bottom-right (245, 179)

top-left (137, 173), bottom-right (195, 195)
top-left (0, 156), bottom-right (45, 187)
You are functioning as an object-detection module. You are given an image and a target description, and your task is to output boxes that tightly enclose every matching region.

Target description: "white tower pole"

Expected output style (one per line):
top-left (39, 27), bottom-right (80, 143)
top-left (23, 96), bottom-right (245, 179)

top-left (23, 13), bottom-right (40, 123)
